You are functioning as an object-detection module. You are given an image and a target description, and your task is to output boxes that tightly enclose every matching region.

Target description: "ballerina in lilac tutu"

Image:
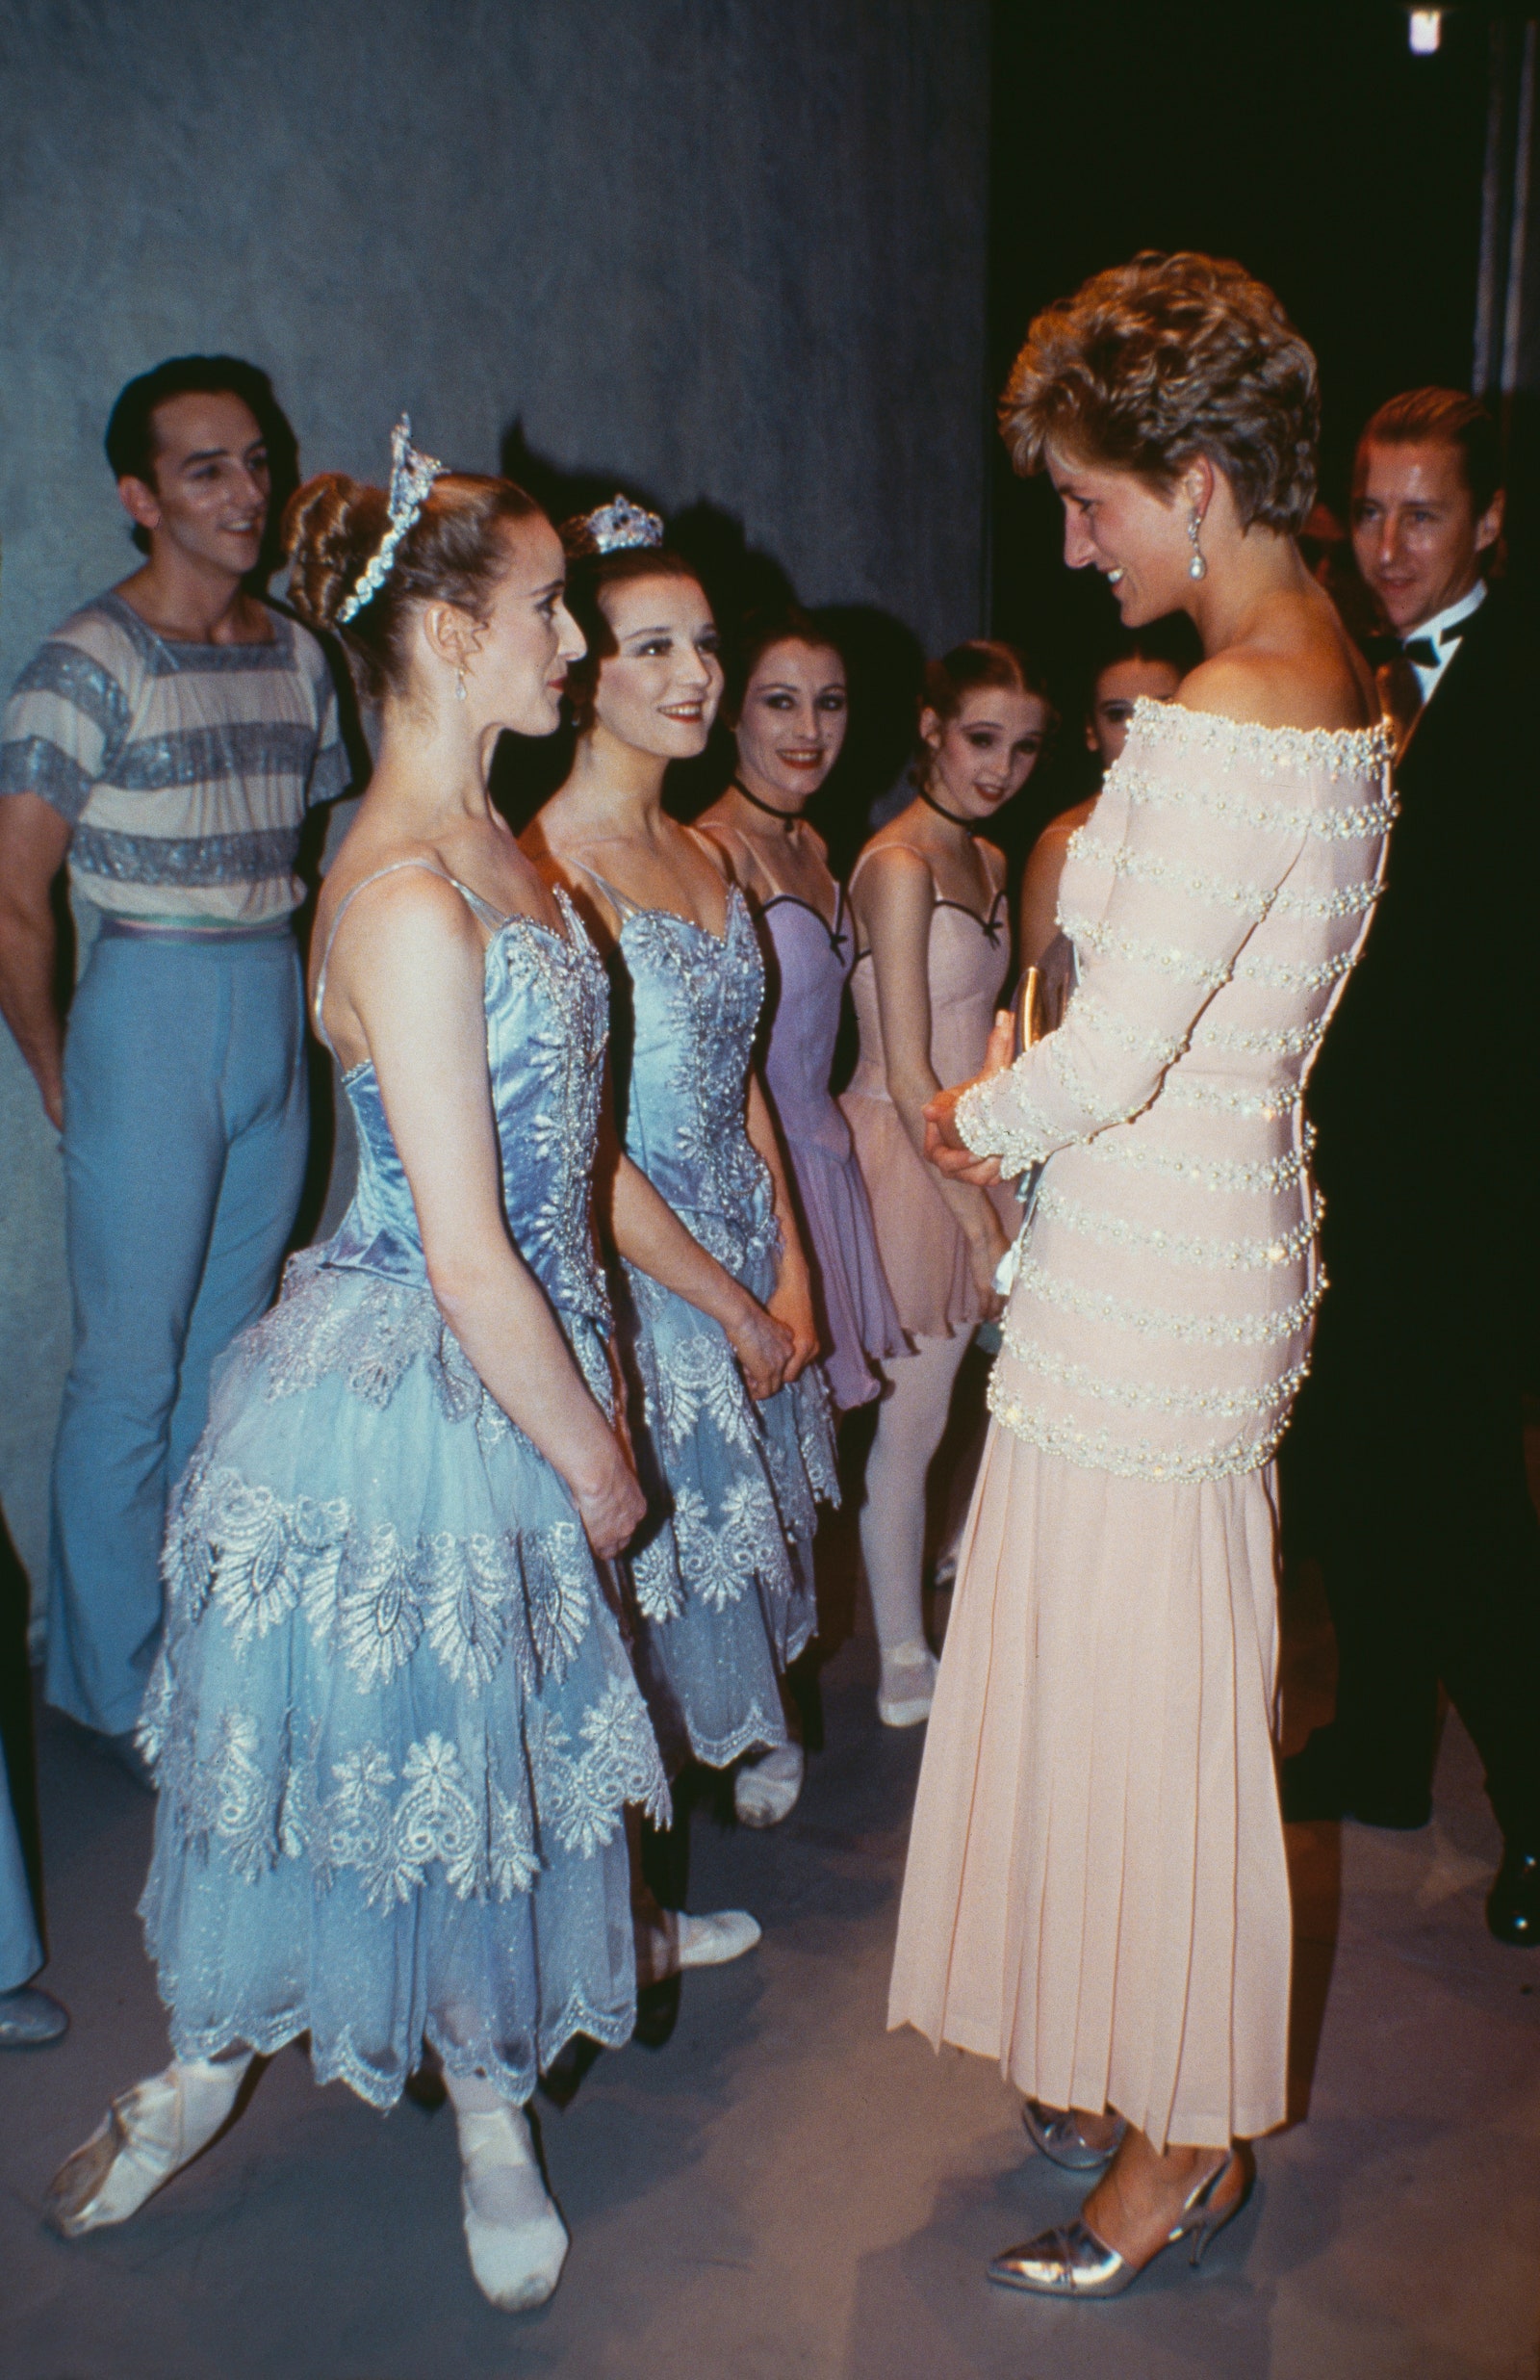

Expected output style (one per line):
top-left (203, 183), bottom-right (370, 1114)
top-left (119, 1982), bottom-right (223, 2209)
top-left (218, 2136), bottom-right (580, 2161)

top-left (698, 609), bottom-right (906, 1419)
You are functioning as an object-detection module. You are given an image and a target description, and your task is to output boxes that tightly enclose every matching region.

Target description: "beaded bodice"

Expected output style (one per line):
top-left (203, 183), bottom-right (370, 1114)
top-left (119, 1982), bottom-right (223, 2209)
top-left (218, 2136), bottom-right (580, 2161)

top-left (325, 891), bottom-right (610, 1330)
top-left (606, 886), bottom-right (775, 1278)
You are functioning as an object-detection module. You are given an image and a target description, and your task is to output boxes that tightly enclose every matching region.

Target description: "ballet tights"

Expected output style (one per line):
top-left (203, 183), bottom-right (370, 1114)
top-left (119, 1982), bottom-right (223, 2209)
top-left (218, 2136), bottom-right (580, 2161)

top-left (444, 2067), bottom-right (569, 2310)
top-left (860, 1330), bottom-right (972, 1655)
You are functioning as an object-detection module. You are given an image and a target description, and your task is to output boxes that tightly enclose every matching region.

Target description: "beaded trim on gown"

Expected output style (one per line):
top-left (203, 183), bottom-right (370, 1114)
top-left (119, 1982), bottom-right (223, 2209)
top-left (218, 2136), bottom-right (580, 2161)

top-left (889, 700), bottom-right (1396, 2151)
top-left (583, 870), bottom-right (838, 1771)
top-left (754, 887), bottom-right (906, 1410)
top-left (138, 867), bottom-right (668, 2110)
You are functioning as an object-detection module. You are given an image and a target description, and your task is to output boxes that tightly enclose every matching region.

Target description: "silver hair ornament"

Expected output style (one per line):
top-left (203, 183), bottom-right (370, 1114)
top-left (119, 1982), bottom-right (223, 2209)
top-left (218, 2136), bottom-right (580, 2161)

top-left (564, 493), bottom-right (665, 558)
top-left (335, 415), bottom-right (448, 625)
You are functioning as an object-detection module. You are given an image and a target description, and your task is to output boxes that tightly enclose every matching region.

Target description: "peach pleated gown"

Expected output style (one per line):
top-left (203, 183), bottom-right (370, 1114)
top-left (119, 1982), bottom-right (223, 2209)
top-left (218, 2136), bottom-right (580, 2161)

top-left (888, 699), bottom-right (1396, 2151)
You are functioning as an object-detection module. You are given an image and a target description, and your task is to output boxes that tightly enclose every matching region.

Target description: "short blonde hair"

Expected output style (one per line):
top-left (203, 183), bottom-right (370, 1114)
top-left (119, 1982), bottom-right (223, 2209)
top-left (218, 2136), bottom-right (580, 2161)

top-left (1000, 251), bottom-right (1320, 535)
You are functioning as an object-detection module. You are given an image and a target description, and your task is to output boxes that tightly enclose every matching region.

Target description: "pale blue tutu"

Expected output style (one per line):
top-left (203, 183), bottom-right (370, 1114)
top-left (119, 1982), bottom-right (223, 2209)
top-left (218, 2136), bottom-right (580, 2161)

top-left (138, 880), bottom-right (667, 2108)
top-left (587, 880), bottom-right (838, 1771)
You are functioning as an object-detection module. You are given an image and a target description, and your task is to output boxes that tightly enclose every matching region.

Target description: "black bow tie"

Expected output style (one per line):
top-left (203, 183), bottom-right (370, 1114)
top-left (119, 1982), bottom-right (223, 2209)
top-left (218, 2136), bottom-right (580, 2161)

top-left (1402, 628), bottom-right (1464, 667)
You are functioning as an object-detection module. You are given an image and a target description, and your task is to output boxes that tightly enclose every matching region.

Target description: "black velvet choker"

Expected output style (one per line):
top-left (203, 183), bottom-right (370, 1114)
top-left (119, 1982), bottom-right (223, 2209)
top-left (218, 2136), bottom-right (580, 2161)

top-left (919, 787), bottom-right (986, 836)
top-left (731, 777), bottom-right (801, 834)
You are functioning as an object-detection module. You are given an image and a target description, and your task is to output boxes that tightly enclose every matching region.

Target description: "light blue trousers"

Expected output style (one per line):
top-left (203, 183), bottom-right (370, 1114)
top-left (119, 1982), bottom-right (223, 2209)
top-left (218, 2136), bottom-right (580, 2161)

top-left (0, 1759), bottom-right (41, 1993)
top-left (44, 924), bottom-right (309, 1736)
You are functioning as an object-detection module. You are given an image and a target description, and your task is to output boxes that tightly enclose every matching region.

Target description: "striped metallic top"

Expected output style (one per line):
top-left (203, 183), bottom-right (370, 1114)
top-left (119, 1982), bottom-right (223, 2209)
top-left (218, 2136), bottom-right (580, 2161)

top-left (0, 590), bottom-right (349, 924)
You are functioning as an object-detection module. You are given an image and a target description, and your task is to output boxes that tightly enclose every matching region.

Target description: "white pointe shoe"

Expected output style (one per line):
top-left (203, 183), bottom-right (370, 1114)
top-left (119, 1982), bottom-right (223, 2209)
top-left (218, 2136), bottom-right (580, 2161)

top-left (46, 2055), bottom-right (251, 2238)
top-left (877, 1638), bottom-right (938, 1728)
top-left (456, 2103), bottom-right (569, 2313)
top-left (634, 1905), bottom-right (762, 1986)
top-left (733, 1742), bottom-right (805, 1828)
top-left (677, 1909), bottom-right (762, 1967)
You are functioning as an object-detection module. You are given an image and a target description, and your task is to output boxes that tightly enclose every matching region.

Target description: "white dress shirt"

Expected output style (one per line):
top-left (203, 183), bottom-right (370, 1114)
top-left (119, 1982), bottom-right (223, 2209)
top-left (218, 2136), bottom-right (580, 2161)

top-left (1403, 579), bottom-right (1486, 706)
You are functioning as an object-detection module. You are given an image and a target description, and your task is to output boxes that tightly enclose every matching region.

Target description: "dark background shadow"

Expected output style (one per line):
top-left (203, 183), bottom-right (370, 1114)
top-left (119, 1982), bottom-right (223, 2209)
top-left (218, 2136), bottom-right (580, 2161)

top-left (988, 4), bottom-right (1502, 672)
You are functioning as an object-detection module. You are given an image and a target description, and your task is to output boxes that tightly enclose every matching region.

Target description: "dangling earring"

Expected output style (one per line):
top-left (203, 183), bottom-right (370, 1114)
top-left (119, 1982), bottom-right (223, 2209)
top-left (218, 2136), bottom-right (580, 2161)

top-left (455, 666), bottom-right (468, 702)
top-left (1187, 509), bottom-right (1207, 582)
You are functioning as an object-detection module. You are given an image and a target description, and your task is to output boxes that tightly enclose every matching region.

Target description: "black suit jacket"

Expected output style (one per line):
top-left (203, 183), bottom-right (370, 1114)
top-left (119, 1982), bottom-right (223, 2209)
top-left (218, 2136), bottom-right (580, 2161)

top-left (1306, 587), bottom-right (1540, 1379)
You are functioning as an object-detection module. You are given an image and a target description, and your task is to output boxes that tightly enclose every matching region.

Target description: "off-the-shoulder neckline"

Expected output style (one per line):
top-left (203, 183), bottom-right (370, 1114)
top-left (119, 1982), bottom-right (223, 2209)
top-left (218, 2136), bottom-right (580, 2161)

top-left (1129, 694), bottom-right (1392, 771)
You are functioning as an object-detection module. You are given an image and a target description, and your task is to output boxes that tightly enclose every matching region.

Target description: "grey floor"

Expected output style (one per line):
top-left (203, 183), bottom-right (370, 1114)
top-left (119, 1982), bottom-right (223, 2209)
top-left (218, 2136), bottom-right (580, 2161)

top-left (2, 1572), bottom-right (1538, 2380)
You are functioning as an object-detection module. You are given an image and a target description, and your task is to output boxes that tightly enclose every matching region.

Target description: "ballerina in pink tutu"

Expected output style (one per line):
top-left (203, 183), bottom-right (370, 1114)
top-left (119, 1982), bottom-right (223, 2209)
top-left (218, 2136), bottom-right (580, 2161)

top-left (840, 643), bottom-right (1048, 1728)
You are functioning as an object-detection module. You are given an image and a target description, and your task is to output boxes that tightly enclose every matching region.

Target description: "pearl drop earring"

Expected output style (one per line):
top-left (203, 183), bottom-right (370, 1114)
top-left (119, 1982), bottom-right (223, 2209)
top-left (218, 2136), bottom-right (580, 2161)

top-left (455, 667), bottom-right (468, 701)
top-left (1187, 510), bottom-right (1207, 582)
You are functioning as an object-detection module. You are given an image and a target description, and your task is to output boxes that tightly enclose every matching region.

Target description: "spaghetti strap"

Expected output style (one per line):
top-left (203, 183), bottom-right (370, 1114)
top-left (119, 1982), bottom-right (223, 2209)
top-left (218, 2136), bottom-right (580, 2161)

top-left (572, 859), bottom-right (642, 921)
top-left (311, 859), bottom-right (506, 1057)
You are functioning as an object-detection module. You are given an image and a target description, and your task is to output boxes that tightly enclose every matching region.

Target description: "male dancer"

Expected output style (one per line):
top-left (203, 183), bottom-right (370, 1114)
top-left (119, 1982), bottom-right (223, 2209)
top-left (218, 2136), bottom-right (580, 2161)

top-left (0, 356), bottom-right (348, 1767)
top-left (1285, 389), bottom-right (1540, 1946)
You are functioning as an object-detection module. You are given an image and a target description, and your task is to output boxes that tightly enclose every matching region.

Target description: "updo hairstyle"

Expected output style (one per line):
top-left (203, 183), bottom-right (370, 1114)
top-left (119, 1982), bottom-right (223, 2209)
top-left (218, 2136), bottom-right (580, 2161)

top-left (284, 471), bottom-right (542, 700)
top-left (558, 542), bottom-right (706, 731)
top-left (723, 603), bottom-right (845, 731)
top-left (915, 639), bottom-right (1053, 789)
top-left (1000, 250), bottom-right (1320, 536)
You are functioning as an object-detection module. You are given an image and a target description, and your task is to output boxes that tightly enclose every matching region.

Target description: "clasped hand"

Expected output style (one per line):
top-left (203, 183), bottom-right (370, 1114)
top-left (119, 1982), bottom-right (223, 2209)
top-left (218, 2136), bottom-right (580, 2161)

top-left (574, 1276), bottom-right (803, 1560)
top-left (725, 1295), bottom-right (796, 1401)
top-left (921, 1008), bottom-right (1014, 1189)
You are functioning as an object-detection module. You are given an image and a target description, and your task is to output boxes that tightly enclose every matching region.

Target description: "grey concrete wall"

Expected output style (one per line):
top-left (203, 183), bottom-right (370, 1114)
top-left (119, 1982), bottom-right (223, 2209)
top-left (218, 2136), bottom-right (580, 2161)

top-left (0, 0), bottom-right (989, 1602)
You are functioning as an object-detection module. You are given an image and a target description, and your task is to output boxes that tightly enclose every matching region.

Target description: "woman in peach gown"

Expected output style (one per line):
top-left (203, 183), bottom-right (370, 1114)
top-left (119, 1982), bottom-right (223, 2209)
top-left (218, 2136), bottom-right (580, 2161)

top-left (889, 253), bottom-right (1393, 2297)
top-left (841, 644), bottom-right (1048, 1727)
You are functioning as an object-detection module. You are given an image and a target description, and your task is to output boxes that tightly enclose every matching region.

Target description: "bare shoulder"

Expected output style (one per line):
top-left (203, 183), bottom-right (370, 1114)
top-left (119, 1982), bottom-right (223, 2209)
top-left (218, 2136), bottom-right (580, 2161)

top-left (321, 851), bottom-right (481, 964)
top-left (314, 854), bottom-right (487, 1069)
top-left (851, 836), bottom-right (932, 894)
top-left (1179, 640), bottom-right (1372, 736)
top-left (849, 838), bottom-right (934, 933)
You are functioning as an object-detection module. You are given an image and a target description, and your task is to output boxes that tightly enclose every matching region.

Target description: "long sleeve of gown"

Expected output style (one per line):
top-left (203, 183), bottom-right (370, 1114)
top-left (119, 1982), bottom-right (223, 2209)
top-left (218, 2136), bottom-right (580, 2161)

top-left (952, 695), bottom-right (1395, 1487)
top-left (956, 711), bottom-right (1318, 1176)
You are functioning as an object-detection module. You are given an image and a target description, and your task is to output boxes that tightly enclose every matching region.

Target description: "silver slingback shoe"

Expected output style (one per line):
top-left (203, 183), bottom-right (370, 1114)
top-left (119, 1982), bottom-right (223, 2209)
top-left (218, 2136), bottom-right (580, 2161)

top-left (988, 2147), bottom-right (1251, 2298)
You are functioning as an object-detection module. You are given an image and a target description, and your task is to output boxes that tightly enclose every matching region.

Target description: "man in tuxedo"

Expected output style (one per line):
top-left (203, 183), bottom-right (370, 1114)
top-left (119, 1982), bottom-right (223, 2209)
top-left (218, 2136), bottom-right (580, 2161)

top-left (1284, 389), bottom-right (1540, 1947)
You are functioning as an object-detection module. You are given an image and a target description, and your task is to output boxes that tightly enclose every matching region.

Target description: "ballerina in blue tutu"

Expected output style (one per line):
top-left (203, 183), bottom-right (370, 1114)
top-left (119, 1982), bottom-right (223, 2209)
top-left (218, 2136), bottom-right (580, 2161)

top-left (45, 433), bottom-right (758, 2313)
top-left (526, 500), bottom-right (838, 1830)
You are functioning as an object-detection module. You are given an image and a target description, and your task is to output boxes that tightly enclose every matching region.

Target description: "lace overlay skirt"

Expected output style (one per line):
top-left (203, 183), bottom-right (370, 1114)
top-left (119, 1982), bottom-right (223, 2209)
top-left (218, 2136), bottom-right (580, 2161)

top-left (619, 1192), bottom-right (838, 1770)
top-left (138, 1251), bottom-right (668, 2110)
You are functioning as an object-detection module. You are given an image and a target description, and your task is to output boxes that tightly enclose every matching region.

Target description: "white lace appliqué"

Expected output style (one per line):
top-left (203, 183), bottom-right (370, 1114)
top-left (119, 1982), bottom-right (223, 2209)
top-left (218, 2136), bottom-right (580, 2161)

top-left (165, 1463), bottom-right (603, 1702)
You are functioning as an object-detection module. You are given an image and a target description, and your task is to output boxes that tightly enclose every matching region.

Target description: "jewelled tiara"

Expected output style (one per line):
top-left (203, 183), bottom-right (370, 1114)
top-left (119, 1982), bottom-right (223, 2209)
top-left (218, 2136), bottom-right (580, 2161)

top-left (335, 415), bottom-right (447, 625)
top-left (561, 492), bottom-right (665, 559)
